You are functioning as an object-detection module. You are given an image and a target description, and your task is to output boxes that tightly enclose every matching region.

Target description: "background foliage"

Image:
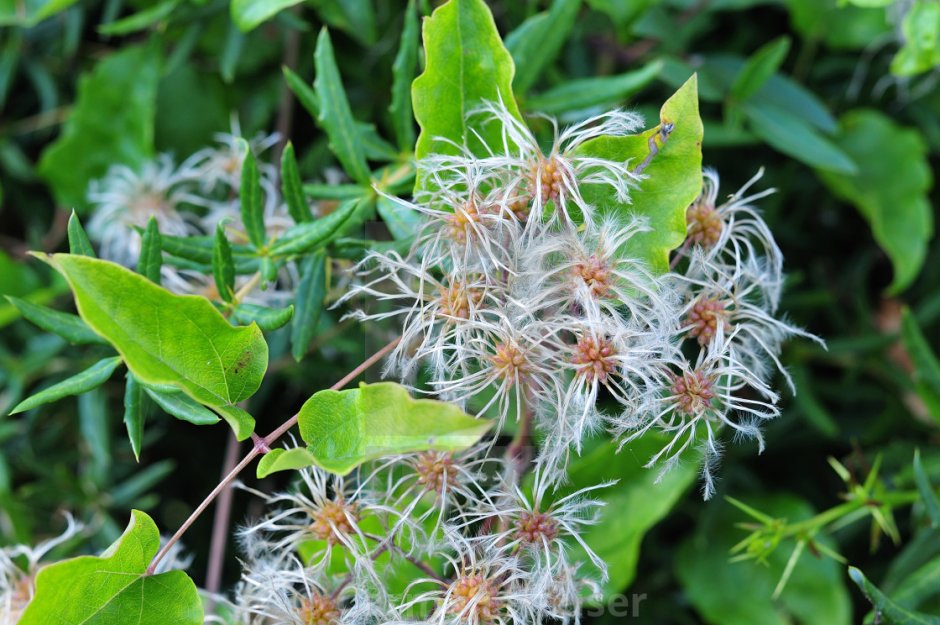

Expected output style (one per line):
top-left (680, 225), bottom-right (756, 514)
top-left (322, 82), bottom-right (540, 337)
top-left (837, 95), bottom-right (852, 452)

top-left (2, 0), bottom-right (940, 623)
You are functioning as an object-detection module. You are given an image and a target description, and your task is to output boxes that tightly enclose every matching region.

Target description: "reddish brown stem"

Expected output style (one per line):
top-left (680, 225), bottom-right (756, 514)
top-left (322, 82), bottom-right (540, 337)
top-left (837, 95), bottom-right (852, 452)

top-left (204, 432), bottom-right (241, 603)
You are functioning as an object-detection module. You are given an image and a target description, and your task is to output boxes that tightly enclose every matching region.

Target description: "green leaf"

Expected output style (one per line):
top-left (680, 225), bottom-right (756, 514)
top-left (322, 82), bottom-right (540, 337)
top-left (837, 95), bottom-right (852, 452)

top-left (123, 373), bottom-right (147, 461)
top-left (731, 36), bottom-right (791, 102)
top-left (526, 60), bottom-right (661, 115)
top-left (4, 296), bottom-right (106, 345)
top-left (10, 356), bottom-right (123, 414)
top-left (231, 303), bottom-right (295, 332)
top-left (312, 0), bottom-right (377, 46)
top-left (213, 224), bottom-right (235, 303)
top-left (901, 307), bottom-right (940, 419)
top-left (239, 142), bottom-right (266, 249)
top-left (290, 251), bottom-right (328, 361)
top-left (849, 566), bottom-right (940, 625)
top-left (891, 555), bottom-right (940, 614)
top-left (38, 46), bottom-right (159, 212)
top-left (678, 495), bottom-right (852, 625)
top-left (303, 183), bottom-right (368, 201)
top-left (138, 217), bottom-right (163, 284)
top-left (144, 387), bottom-right (221, 427)
top-left (559, 434), bottom-right (699, 601)
top-left (257, 382), bottom-right (492, 477)
top-left (389, 0), bottom-right (419, 151)
top-left (575, 75), bottom-right (703, 273)
top-left (505, 0), bottom-right (581, 94)
top-left (99, 0), bottom-right (181, 35)
top-left (269, 197), bottom-right (363, 257)
top-left (376, 196), bottom-right (422, 241)
top-left (38, 254), bottom-right (267, 438)
top-left (743, 102), bottom-right (858, 174)
top-left (0, 0), bottom-right (79, 27)
top-left (67, 210), bottom-right (95, 257)
top-left (412, 0), bottom-right (522, 160)
top-left (914, 449), bottom-right (940, 528)
top-left (18, 510), bottom-right (203, 625)
top-left (891, 1), bottom-right (940, 77)
top-left (281, 143), bottom-right (312, 223)
top-left (231, 0), bottom-right (304, 31)
top-left (314, 28), bottom-right (371, 184)
top-left (816, 110), bottom-right (933, 293)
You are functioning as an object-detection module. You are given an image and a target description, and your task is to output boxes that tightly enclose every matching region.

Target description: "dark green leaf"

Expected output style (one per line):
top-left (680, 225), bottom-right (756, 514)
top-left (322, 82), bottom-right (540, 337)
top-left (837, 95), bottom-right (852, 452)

top-left (231, 0), bottom-right (304, 31)
top-left (914, 449), bottom-right (940, 528)
top-left (257, 382), bottom-right (492, 477)
top-left (412, 0), bottom-right (522, 160)
top-left (98, 0), bottom-right (180, 35)
top-left (213, 224), bottom-right (235, 303)
top-left (18, 510), bottom-right (203, 625)
top-left (744, 102), bottom-right (857, 174)
top-left (730, 36), bottom-right (791, 102)
top-left (389, 0), bottom-right (419, 150)
top-left (312, 0), bottom-right (377, 46)
top-left (10, 356), bottom-right (123, 414)
top-left (269, 197), bottom-right (363, 257)
top-left (816, 110), bottom-right (932, 293)
top-left (68, 210), bottom-right (95, 257)
top-left (314, 28), bottom-right (371, 184)
top-left (123, 373), bottom-right (147, 461)
top-left (4, 296), bottom-right (106, 345)
top-left (303, 183), bottom-right (367, 201)
top-left (290, 251), bottom-right (328, 361)
top-left (506, 0), bottom-right (581, 94)
top-left (849, 566), bottom-right (940, 625)
top-left (138, 217), bottom-right (162, 284)
top-left (239, 142), bottom-right (266, 249)
top-left (526, 60), bottom-right (661, 115)
top-left (281, 142), bottom-right (312, 223)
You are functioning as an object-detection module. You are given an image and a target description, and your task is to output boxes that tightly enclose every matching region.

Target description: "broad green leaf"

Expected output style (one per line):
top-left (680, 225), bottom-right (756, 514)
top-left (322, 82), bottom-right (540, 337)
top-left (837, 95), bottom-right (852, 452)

top-left (817, 110), bottom-right (933, 293)
top-left (575, 75), bottom-right (703, 273)
top-left (38, 254), bottom-right (267, 438)
top-left (743, 102), bottom-right (857, 174)
top-left (99, 0), bottom-right (181, 35)
top-left (914, 449), bottom-right (940, 527)
top-left (849, 566), bottom-right (940, 625)
top-left (526, 60), bottom-right (661, 115)
top-left (290, 251), bottom-right (328, 362)
top-left (231, 303), bottom-right (295, 332)
top-left (239, 143), bottom-right (266, 249)
top-left (123, 373), bottom-right (147, 461)
top-left (257, 381), bottom-right (492, 477)
top-left (559, 434), bottom-right (699, 601)
top-left (18, 510), bottom-right (203, 625)
top-left (389, 0), bottom-right (419, 150)
top-left (412, 0), bottom-right (522, 160)
top-left (731, 36), bottom-right (791, 102)
top-left (67, 210), bottom-right (95, 257)
top-left (10, 356), bottom-right (123, 414)
top-left (269, 197), bottom-right (363, 257)
top-left (213, 224), bottom-right (235, 303)
top-left (281, 143), bottom-right (312, 223)
top-left (144, 387), bottom-right (221, 427)
top-left (505, 0), bottom-right (581, 94)
top-left (39, 46), bottom-right (159, 212)
top-left (314, 28), bottom-right (371, 184)
top-left (231, 0), bottom-right (304, 31)
top-left (891, 1), bottom-right (940, 77)
top-left (787, 0), bottom-right (891, 51)
top-left (138, 217), bottom-right (163, 284)
top-left (4, 296), bottom-right (106, 345)
top-left (678, 495), bottom-right (852, 625)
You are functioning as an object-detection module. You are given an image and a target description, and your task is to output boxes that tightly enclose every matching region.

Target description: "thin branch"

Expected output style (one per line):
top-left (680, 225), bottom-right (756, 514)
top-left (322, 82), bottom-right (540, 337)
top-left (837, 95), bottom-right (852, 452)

top-left (204, 432), bottom-right (241, 605)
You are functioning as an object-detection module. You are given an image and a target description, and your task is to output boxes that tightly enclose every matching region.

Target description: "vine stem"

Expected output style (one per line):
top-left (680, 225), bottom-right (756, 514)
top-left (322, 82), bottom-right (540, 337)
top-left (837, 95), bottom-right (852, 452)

top-left (146, 336), bottom-right (401, 576)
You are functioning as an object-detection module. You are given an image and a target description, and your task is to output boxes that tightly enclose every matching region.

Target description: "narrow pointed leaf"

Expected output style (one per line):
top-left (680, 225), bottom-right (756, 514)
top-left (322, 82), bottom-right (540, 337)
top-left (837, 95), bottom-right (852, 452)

top-left (526, 60), bottom-right (661, 115)
top-left (231, 303), bottom-right (294, 332)
top-left (281, 142), bottom-right (312, 223)
top-left (144, 386), bottom-right (221, 426)
top-left (314, 28), bottom-right (370, 183)
top-left (257, 382), bottom-right (492, 477)
top-left (213, 224), bottom-right (235, 302)
top-left (731, 36), bottom-right (791, 102)
top-left (239, 142), bottom-right (266, 249)
top-left (505, 0), bottom-right (581, 94)
top-left (914, 449), bottom-right (940, 528)
top-left (18, 510), bottom-right (203, 625)
top-left (36, 254), bottom-right (267, 435)
top-left (849, 566), bottom-right (940, 625)
top-left (389, 0), bottom-right (419, 150)
top-left (138, 217), bottom-right (162, 283)
top-left (269, 197), bottom-right (362, 257)
top-left (67, 210), bottom-right (95, 257)
top-left (290, 251), bottom-right (328, 361)
top-left (10, 356), bottom-right (122, 414)
top-left (123, 373), bottom-right (147, 461)
top-left (231, 0), bottom-right (304, 31)
top-left (5, 296), bottom-right (107, 345)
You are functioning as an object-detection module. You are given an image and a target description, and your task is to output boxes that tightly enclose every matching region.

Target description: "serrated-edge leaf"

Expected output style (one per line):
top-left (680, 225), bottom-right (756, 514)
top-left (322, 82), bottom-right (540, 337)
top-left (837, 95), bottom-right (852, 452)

top-left (123, 372), bottom-right (146, 461)
top-left (389, 0), bottom-right (419, 150)
top-left (10, 356), bottom-right (122, 414)
top-left (5, 296), bottom-right (107, 345)
top-left (291, 251), bottom-right (328, 361)
top-left (281, 143), bottom-right (312, 223)
top-left (213, 224), bottom-right (235, 302)
top-left (239, 143), bottom-right (266, 248)
top-left (314, 28), bottom-right (371, 183)
top-left (849, 566), bottom-right (940, 625)
top-left (138, 217), bottom-right (162, 284)
top-left (505, 0), bottom-right (581, 94)
top-left (144, 386), bottom-right (220, 426)
top-left (68, 210), bottom-right (95, 257)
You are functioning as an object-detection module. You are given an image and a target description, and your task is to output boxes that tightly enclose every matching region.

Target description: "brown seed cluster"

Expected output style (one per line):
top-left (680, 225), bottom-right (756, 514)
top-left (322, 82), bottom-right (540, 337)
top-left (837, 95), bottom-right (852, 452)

top-left (438, 281), bottom-right (483, 321)
top-left (447, 572), bottom-right (503, 624)
top-left (571, 334), bottom-right (617, 383)
top-left (309, 499), bottom-right (359, 545)
top-left (573, 254), bottom-right (612, 298)
top-left (490, 341), bottom-right (532, 382)
top-left (530, 157), bottom-right (565, 205)
top-left (298, 592), bottom-right (341, 625)
top-left (671, 370), bottom-right (717, 416)
top-left (415, 450), bottom-right (458, 494)
top-left (686, 199), bottom-right (723, 248)
top-left (515, 510), bottom-right (559, 545)
top-left (447, 199), bottom-right (483, 243)
top-left (685, 297), bottom-right (731, 346)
